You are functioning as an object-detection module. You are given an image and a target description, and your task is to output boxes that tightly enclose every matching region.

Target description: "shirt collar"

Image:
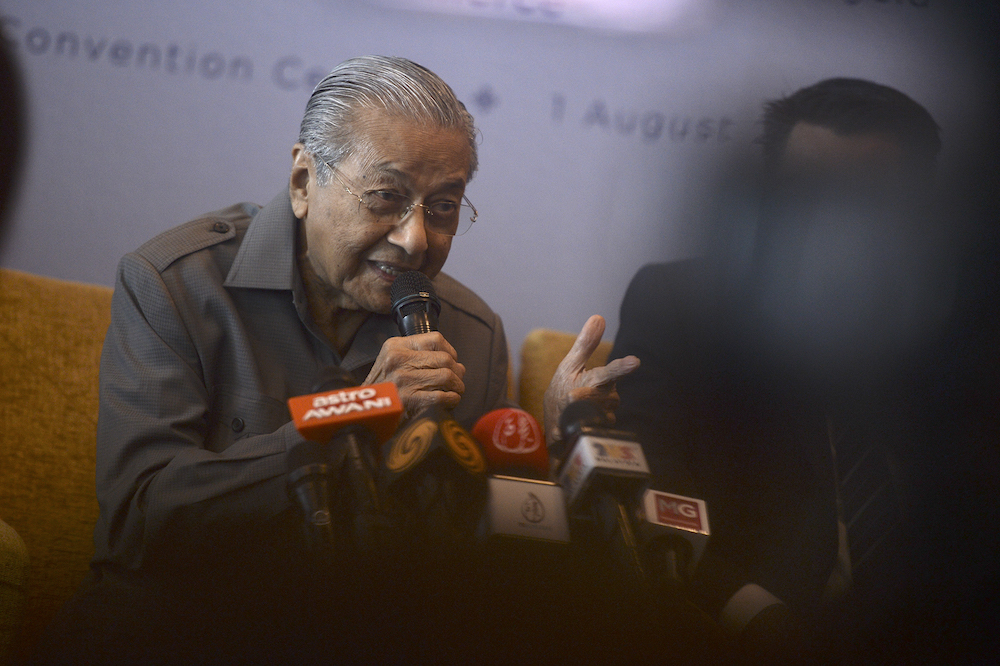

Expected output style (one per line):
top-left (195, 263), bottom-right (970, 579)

top-left (224, 189), bottom-right (298, 290)
top-left (223, 188), bottom-right (401, 373)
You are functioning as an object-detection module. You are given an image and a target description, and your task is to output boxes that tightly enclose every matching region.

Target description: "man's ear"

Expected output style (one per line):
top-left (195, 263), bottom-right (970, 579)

top-left (289, 143), bottom-right (312, 219)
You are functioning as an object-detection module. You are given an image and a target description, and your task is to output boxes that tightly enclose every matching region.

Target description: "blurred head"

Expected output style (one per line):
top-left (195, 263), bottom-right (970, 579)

top-left (710, 79), bottom-right (949, 385)
top-left (760, 77), bottom-right (941, 177)
top-left (0, 26), bottom-right (26, 242)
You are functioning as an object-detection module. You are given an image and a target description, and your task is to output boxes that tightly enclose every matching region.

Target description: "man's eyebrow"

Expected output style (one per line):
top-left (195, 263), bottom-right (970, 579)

top-left (361, 166), bottom-right (407, 187)
top-left (365, 166), bottom-right (466, 192)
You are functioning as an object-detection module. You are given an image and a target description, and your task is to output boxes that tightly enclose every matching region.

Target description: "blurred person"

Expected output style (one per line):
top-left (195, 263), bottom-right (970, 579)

top-left (610, 78), bottom-right (998, 663)
top-left (0, 23), bottom-right (29, 666)
top-left (0, 22), bottom-right (25, 245)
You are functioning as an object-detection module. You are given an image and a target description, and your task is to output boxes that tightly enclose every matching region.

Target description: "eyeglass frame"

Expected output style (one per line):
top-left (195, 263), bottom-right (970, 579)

top-left (320, 158), bottom-right (478, 237)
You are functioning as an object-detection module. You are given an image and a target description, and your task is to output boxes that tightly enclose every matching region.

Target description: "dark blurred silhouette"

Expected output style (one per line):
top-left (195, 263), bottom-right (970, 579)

top-left (0, 21), bottom-right (26, 237)
top-left (611, 77), bottom-right (1000, 664)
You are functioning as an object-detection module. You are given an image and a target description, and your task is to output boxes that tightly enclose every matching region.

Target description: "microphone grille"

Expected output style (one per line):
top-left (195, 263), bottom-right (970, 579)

top-left (390, 270), bottom-right (436, 309)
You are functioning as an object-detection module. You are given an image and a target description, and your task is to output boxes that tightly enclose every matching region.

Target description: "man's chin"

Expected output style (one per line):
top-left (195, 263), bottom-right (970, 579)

top-left (360, 294), bottom-right (393, 316)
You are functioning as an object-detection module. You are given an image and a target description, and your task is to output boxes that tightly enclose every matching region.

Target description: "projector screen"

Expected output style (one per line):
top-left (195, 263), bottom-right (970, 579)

top-left (1, 0), bottom-right (995, 375)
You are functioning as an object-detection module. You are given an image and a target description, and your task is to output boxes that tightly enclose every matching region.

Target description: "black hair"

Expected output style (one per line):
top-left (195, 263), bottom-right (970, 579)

top-left (759, 78), bottom-right (941, 170)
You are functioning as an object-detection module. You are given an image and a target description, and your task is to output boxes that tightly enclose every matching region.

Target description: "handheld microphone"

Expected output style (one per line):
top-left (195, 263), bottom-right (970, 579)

top-left (390, 270), bottom-right (440, 336)
top-left (380, 405), bottom-right (488, 547)
top-left (286, 438), bottom-right (348, 561)
top-left (472, 408), bottom-right (549, 480)
top-left (287, 368), bottom-right (403, 555)
top-left (472, 409), bottom-right (570, 544)
top-left (557, 400), bottom-right (651, 587)
top-left (634, 488), bottom-right (710, 594)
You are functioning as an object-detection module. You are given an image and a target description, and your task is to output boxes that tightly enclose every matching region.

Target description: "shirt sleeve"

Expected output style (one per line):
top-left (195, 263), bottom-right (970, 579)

top-left (94, 252), bottom-right (304, 572)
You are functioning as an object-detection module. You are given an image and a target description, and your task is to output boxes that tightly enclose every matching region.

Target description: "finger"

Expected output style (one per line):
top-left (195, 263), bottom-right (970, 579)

top-left (568, 386), bottom-right (620, 410)
top-left (556, 315), bottom-right (607, 375)
top-left (401, 350), bottom-right (464, 374)
top-left (402, 389), bottom-right (463, 415)
top-left (394, 366), bottom-right (465, 396)
top-left (399, 331), bottom-right (459, 360)
top-left (426, 367), bottom-right (465, 396)
top-left (580, 355), bottom-right (640, 388)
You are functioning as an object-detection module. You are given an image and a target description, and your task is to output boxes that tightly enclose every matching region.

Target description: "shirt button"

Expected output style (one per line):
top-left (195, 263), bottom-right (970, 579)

top-left (231, 417), bottom-right (245, 433)
top-left (212, 221), bottom-right (230, 233)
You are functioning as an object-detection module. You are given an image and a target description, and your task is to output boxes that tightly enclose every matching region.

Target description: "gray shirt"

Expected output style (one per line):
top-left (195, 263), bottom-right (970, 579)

top-left (91, 190), bottom-right (509, 572)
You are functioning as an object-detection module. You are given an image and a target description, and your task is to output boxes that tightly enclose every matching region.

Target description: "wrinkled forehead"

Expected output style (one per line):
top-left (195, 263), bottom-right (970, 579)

top-left (339, 108), bottom-right (472, 186)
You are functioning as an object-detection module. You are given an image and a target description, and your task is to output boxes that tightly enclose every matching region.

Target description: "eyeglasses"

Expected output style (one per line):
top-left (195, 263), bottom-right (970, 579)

top-left (323, 159), bottom-right (478, 237)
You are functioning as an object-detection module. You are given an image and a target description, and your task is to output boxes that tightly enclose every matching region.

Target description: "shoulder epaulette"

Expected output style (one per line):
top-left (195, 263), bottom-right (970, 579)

top-left (135, 202), bottom-right (259, 273)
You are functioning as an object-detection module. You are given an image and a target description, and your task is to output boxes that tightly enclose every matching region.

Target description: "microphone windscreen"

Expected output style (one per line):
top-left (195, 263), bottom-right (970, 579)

top-left (390, 270), bottom-right (439, 316)
top-left (472, 408), bottom-right (548, 478)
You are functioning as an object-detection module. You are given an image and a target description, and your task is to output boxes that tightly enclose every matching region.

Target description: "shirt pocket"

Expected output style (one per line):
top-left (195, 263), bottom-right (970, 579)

top-left (204, 386), bottom-right (290, 453)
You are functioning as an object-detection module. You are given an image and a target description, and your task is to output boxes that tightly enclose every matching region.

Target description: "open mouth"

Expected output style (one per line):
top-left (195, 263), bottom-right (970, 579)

top-left (371, 261), bottom-right (412, 279)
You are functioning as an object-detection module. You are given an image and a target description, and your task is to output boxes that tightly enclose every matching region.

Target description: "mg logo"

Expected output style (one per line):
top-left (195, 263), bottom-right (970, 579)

top-left (654, 493), bottom-right (703, 531)
top-left (657, 497), bottom-right (698, 520)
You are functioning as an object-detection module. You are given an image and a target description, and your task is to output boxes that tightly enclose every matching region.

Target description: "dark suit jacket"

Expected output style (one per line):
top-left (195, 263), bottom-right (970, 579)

top-left (611, 257), bottom-right (1000, 662)
top-left (609, 260), bottom-right (840, 620)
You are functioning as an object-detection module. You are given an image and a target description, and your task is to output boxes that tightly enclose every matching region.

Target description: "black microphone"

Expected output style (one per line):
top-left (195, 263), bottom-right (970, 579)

top-left (632, 487), bottom-right (710, 597)
top-left (286, 438), bottom-right (347, 562)
top-left (379, 405), bottom-right (489, 549)
top-left (556, 401), bottom-right (651, 588)
top-left (286, 368), bottom-right (403, 558)
top-left (549, 399), bottom-right (608, 472)
top-left (311, 367), bottom-right (394, 554)
top-left (390, 271), bottom-right (440, 336)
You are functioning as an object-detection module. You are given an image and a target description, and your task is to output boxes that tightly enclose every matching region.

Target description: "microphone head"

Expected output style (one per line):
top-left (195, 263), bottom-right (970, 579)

top-left (380, 406), bottom-right (488, 544)
top-left (558, 400), bottom-right (612, 446)
top-left (390, 271), bottom-right (441, 336)
top-left (557, 427), bottom-right (651, 508)
top-left (636, 489), bottom-right (711, 584)
top-left (472, 408), bottom-right (548, 479)
top-left (382, 405), bottom-right (487, 478)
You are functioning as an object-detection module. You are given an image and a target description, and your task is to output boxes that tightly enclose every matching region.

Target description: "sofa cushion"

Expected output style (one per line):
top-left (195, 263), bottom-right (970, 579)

top-left (0, 268), bottom-right (112, 659)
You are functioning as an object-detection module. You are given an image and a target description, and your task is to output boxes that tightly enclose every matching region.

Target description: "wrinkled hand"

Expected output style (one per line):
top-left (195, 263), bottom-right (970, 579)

top-left (543, 315), bottom-right (640, 443)
top-left (365, 333), bottom-right (466, 419)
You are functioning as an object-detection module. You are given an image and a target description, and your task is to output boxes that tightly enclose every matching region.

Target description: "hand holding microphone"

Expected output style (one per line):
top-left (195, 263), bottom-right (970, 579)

top-left (364, 271), bottom-right (466, 417)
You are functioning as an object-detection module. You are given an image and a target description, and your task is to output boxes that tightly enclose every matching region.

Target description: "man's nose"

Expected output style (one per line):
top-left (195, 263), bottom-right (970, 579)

top-left (386, 205), bottom-right (429, 256)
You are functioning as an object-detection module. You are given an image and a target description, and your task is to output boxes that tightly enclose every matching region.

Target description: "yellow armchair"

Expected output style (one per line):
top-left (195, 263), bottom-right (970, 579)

top-left (0, 268), bottom-right (111, 662)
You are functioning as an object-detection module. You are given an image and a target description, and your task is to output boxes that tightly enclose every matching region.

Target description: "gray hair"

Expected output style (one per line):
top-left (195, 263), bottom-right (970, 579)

top-left (298, 55), bottom-right (478, 185)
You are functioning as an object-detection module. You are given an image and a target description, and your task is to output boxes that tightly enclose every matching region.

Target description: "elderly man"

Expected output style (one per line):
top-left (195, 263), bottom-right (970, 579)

top-left (36, 55), bottom-right (635, 663)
